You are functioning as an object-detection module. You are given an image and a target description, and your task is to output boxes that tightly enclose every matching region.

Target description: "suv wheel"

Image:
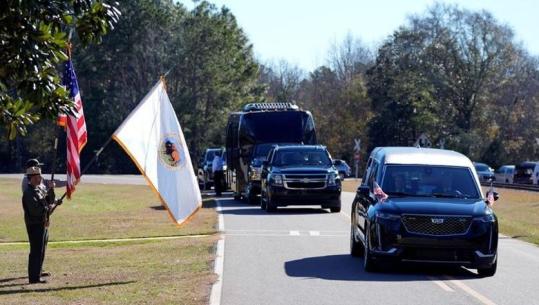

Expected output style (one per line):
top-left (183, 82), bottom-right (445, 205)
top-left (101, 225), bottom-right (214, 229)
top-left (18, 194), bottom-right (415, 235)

top-left (477, 260), bottom-right (497, 277)
top-left (363, 225), bottom-right (377, 272)
top-left (330, 204), bottom-right (341, 213)
top-left (350, 220), bottom-right (364, 257)
top-left (266, 196), bottom-right (277, 212)
top-left (260, 191), bottom-right (267, 210)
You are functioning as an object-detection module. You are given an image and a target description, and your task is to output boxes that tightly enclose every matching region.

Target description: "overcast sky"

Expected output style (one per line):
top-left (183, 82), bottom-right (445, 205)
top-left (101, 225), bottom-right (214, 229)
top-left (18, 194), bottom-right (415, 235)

top-left (179, 0), bottom-right (539, 71)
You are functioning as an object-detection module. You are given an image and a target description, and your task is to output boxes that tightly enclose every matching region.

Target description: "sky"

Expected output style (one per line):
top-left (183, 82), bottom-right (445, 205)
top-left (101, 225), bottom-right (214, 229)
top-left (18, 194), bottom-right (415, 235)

top-left (179, 0), bottom-right (539, 71)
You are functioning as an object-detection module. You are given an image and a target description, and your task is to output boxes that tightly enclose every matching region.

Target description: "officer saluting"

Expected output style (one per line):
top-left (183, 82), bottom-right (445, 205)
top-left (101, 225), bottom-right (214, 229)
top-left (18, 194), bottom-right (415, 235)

top-left (22, 166), bottom-right (62, 284)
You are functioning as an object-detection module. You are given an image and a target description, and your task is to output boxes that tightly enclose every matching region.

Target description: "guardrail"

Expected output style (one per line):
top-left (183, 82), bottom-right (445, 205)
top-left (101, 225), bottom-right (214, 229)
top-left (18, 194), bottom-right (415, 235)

top-left (481, 182), bottom-right (539, 192)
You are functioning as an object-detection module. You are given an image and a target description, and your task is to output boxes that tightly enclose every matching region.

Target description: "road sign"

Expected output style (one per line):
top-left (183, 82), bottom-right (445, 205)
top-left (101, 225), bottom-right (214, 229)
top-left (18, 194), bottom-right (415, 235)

top-left (414, 133), bottom-right (431, 148)
top-left (354, 139), bottom-right (361, 152)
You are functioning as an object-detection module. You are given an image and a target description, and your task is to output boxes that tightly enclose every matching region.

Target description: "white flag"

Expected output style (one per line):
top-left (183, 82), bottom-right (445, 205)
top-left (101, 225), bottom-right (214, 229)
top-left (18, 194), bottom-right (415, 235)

top-left (112, 80), bottom-right (202, 225)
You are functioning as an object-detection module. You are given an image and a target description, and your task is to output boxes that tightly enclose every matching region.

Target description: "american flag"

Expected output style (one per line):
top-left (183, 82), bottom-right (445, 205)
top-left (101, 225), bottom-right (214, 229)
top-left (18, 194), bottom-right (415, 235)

top-left (61, 60), bottom-right (87, 198)
top-left (373, 181), bottom-right (388, 202)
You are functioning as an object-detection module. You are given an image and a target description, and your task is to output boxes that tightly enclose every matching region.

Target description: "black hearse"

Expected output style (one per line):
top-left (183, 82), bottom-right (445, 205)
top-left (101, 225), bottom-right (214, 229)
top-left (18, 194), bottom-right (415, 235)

top-left (350, 147), bottom-right (499, 276)
top-left (226, 103), bottom-right (317, 203)
top-left (260, 145), bottom-right (341, 212)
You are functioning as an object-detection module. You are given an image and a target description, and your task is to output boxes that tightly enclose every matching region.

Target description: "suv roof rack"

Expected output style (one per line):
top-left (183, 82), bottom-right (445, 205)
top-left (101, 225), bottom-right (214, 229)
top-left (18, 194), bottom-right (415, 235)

top-left (243, 103), bottom-right (299, 112)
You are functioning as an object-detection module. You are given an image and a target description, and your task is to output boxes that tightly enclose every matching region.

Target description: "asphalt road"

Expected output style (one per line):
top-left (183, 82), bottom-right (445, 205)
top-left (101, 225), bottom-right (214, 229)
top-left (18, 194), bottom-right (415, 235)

top-left (0, 174), bottom-right (147, 185)
top-left (217, 192), bottom-right (539, 305)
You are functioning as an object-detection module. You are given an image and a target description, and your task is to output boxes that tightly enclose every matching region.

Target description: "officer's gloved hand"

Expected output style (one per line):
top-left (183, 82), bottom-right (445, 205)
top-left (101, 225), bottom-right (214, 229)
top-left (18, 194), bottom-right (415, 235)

top-left (56, 199), bottom-right (63, 206)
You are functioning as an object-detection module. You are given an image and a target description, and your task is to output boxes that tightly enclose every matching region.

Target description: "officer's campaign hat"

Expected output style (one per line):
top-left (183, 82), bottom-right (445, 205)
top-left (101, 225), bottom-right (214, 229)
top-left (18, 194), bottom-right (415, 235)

top-left (25, 159), bottom-right (44, 168)
top-left (26, 166), bottom-right (42, 176)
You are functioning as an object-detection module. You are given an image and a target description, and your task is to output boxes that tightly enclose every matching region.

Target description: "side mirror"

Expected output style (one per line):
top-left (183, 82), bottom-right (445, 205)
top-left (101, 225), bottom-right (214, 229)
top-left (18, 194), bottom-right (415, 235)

top-left (357, 185), bottom-right (369, 196)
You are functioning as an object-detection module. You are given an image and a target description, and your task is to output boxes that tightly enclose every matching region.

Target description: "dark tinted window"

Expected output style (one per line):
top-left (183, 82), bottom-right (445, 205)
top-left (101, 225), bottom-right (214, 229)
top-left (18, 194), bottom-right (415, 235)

top-left (515, 164), bottom-right (535, 177)
top-left (382, 165), bottom-right (480, 199)
top-left (273, 149), bottom-right (331, 167)
top-left (474, 163), bottom-right (490, 171)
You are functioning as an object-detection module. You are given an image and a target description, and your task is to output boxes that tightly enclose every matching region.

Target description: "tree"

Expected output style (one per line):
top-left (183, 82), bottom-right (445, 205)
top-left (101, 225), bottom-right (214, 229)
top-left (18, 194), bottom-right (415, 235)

top-left (0, 0), bottom-right (120, 139)
top-left (367, 3), bottom-right (534, 161)
top-left (168, 1), bottom-right (261, 164)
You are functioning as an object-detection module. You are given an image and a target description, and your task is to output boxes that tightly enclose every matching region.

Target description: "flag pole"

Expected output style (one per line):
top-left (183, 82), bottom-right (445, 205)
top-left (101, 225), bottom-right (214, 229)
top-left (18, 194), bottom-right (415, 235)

top-left (57, 137), bottom-right (114, 201)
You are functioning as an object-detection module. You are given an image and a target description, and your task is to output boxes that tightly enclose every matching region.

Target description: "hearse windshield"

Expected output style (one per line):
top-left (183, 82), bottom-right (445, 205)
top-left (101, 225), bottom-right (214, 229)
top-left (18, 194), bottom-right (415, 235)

top-left (273, 149), bottom-right (332, 167)
top-left (381, 165), bottom-right (480, 199)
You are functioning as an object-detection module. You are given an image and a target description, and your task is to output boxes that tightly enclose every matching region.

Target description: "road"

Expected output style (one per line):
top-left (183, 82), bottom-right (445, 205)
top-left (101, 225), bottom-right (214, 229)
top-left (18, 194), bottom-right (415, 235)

top-left (0, 174), bottom-right (147, 185)
top-left (216, 192), bottom-right (539, 305)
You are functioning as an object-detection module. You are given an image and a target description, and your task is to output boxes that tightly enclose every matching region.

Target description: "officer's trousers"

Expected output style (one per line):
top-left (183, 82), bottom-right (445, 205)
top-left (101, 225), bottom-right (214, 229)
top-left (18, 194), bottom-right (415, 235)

top-left (26, 223), bottom-right (46, 282)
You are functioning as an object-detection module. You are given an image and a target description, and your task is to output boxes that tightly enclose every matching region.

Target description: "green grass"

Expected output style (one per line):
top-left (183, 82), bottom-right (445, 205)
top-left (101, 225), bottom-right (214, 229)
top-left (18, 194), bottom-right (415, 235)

top-left (341, 178), bottom-right (539, 245)
top-left (0, 179), bottom-right (217, 242)
top-left (0, 178), bottom-right (218, 304)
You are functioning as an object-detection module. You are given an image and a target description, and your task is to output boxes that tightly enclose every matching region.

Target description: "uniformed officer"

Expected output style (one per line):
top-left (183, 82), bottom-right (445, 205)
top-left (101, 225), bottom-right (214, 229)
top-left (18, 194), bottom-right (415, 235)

top-left (22, 166), bottom-right (62, 284)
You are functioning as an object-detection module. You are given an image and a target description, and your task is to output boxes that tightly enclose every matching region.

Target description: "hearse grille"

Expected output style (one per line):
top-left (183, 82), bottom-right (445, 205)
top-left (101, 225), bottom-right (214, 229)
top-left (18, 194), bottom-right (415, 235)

top-left (401, 215), bottom-right (472, 236)
top-left (283, 174), bottom-right (327, 190)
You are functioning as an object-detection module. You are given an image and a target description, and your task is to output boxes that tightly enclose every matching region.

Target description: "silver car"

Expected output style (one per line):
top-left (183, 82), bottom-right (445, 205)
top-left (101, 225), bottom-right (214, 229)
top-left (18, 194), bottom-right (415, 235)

top-left (473, 162), bottom-right (495, 183)
top-left (494, 165), bottom-right (514, 184)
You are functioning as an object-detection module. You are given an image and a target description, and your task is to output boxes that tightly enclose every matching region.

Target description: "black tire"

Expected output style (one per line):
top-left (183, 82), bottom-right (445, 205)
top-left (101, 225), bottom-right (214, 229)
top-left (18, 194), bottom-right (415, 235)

top-left (350, 223), bottom-right (364, 257)
top-left (260, 191), bottom-right (267, 210)
top-left (363, 226), bottom-right (376, 272)
top-left (266, 196), bottom-right (277, 212)
top-left (330, 204), bottom-right (341, 213)
top-left (477, 260), bottom-right (497, 277)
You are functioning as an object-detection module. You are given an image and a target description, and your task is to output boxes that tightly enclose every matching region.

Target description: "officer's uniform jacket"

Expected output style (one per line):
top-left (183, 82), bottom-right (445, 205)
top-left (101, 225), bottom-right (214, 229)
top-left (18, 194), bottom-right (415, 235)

top-left (22, 184), bottom-right (55, 226)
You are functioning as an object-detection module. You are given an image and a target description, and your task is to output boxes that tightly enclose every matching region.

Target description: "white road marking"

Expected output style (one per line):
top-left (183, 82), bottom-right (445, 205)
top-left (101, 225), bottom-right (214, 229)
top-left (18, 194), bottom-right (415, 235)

top-left (309, 231), bottom-right (320, 236)
top-left (445, 276), bottom-right (497, 305)
top-left (210, 200), bottom-right (225, 305)
top-left (290, 230), bottom-right (300, 236)
top-left (427, 276), bottom-right (455, 292)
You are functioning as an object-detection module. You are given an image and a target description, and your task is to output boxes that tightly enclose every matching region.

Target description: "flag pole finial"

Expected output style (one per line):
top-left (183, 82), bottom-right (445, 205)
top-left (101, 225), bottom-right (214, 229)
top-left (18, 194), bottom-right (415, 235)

top-left (160, 75), bottom-right (167, 92)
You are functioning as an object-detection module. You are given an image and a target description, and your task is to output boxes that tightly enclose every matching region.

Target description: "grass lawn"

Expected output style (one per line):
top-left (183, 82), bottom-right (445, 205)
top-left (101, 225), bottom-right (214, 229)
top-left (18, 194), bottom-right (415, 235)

top-left (0, 178), bottom-right (218, 304)
top-left (341, 178), bottom-right (539, 246)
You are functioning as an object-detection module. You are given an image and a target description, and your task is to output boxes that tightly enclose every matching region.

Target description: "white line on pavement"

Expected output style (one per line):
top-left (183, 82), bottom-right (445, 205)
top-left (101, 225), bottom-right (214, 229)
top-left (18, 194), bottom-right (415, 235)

top-left (209, 200), bottom-right (225, 305)
top-left (309, 231), bottom-right (320, 236)
top-left (289, 230), bottom-right (300, 236)
top-left (445, 276), bottom-right (497, 305)
top-left (427, 276), bottom-right (455, 292)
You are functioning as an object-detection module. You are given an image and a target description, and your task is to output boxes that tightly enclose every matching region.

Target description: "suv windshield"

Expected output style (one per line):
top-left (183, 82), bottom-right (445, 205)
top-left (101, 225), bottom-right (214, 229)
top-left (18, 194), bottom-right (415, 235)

top-left (381, 165), bottom-right (480, 199)
top-left (273, 149), bottom-right (332, 167)
top-left (474, 164), bottom-right (490, 171)
top-left (253, 143), bottom-right (293, 159)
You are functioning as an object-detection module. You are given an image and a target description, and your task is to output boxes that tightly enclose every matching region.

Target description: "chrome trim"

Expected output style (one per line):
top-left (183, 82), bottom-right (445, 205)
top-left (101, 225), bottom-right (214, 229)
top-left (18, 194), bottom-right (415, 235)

top-left (401, 214), bottom-right (472, 236)
top-left (475, 250), bottom-right (496, 258)
top-left (372, 247), bottom-right (398, 255)
top-left (283, 174), bottom-right (328, 190)
top-left (402, 259), bottom-right (472, 264)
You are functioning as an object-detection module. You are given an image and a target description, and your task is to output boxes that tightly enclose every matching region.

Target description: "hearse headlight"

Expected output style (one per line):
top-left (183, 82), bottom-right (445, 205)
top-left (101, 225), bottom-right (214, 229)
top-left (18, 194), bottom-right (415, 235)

top-left (473, 214), bottom-right (496, 223)
top-left (271, 174), bottom-right (283, 186)
top-left (376, 212), bottom-right (401, 221)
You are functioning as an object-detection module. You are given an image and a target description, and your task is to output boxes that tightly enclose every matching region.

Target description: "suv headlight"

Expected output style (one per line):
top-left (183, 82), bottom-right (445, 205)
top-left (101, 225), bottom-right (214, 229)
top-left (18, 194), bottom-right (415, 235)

top-left (328, 172), bottom-right (337, 186)
top-left (271, 174), bottom-right (283, 186)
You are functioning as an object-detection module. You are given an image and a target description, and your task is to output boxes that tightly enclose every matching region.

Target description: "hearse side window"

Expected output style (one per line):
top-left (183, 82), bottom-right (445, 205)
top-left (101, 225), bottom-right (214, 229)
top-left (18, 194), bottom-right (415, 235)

top-left (362, 157), bottom-right (373, 185)
top-left (368, 161), bottom-right (379, 190)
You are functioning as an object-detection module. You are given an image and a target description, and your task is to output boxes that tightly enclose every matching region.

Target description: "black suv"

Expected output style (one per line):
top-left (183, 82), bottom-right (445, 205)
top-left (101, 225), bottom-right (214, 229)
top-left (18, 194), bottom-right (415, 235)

top-left (350, 147), bottom-right (499, 276)
top-left (260, 145), bottom-right (341, 212)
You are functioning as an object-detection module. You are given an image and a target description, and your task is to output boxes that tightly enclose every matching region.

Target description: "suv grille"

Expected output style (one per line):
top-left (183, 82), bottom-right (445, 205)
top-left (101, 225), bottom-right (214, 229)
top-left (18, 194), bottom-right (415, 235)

top-left (401, 215), bottom-right (472, 236)
top-left (283, 174), bottom-right (327, 190)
